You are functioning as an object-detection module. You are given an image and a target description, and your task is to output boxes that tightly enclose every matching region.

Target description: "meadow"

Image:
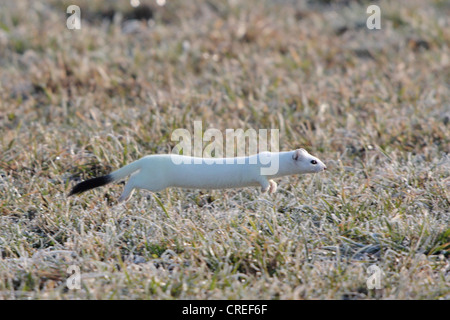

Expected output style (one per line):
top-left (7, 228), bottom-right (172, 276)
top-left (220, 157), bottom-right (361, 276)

top-left (0, 0), bottom-right (448, 299)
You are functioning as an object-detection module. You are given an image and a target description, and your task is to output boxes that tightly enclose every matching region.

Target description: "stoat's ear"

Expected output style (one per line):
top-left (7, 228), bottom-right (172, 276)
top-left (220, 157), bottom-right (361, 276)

top-left (293, 149), bottom-right (306, 161)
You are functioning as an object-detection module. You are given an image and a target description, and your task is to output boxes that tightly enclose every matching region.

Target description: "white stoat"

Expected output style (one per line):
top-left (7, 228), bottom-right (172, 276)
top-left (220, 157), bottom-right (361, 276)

top-left (69, 149), bottom-right (326, 202)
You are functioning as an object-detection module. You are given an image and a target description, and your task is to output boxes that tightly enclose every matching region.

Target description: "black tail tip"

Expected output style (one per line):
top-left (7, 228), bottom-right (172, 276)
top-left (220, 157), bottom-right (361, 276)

top-left (69, 175), bottom-right (112, 196)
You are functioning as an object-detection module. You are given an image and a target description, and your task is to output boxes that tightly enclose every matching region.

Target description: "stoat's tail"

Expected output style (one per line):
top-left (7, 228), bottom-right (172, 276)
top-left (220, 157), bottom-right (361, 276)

top-left (69, 158), bottom-right (143, 196)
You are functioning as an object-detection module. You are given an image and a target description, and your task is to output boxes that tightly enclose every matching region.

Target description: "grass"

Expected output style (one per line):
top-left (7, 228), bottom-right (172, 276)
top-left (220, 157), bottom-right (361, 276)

top-left (0, 0), bottom-right (449, 299)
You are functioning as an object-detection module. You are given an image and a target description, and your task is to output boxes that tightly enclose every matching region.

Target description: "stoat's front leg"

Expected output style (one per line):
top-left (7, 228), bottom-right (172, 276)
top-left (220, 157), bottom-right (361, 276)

top-left (268, 179), bottom-right (277, 194)
top-left (259, 179), bottom-right (277, 194)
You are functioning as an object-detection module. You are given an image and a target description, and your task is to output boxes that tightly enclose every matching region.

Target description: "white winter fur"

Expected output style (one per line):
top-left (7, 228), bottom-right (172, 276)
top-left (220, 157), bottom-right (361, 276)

top-left (107, 149), bottom-right (326, 202)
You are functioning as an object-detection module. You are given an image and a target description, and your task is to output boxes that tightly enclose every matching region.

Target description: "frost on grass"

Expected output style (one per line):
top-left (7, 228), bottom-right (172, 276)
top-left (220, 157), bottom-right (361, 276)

top-left (0, 0), bottom-right (448, 299)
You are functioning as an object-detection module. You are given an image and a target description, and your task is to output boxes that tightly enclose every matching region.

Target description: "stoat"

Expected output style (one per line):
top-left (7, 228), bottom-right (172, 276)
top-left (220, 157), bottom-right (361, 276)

top-left (69, 149), bottom-right (326, 202)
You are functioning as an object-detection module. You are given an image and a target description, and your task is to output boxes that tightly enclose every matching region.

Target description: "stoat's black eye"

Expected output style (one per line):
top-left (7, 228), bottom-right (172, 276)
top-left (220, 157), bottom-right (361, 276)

top-left (311, 160), bottom-right (317, 165)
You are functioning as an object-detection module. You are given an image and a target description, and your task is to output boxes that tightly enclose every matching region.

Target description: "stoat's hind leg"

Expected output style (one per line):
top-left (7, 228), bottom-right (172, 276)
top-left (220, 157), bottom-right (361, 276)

top-left (118, 182), bottom-right (135, 203)
top-left (118, 172), bottom-right (166, 202)
top-left (118, 175), bottom-right (138, 203)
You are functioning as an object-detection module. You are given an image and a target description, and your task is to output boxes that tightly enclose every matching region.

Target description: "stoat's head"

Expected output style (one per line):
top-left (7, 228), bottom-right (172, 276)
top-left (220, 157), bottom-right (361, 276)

top-left (292, 149), bottom-right (327, 173)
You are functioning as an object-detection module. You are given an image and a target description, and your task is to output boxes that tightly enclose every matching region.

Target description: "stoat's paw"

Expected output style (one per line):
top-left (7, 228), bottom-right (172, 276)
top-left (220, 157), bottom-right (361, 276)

top-left (260, 180), bottom-right (270, 193)
top-left (268, 180), bottom-right (277, 194)
top-left (118, 189), bottom-right (134, 203)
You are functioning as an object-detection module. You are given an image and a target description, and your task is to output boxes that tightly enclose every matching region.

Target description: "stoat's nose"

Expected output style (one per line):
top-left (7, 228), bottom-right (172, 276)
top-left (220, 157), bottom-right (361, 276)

top-left (323, 166), bottom-right (327, 171)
